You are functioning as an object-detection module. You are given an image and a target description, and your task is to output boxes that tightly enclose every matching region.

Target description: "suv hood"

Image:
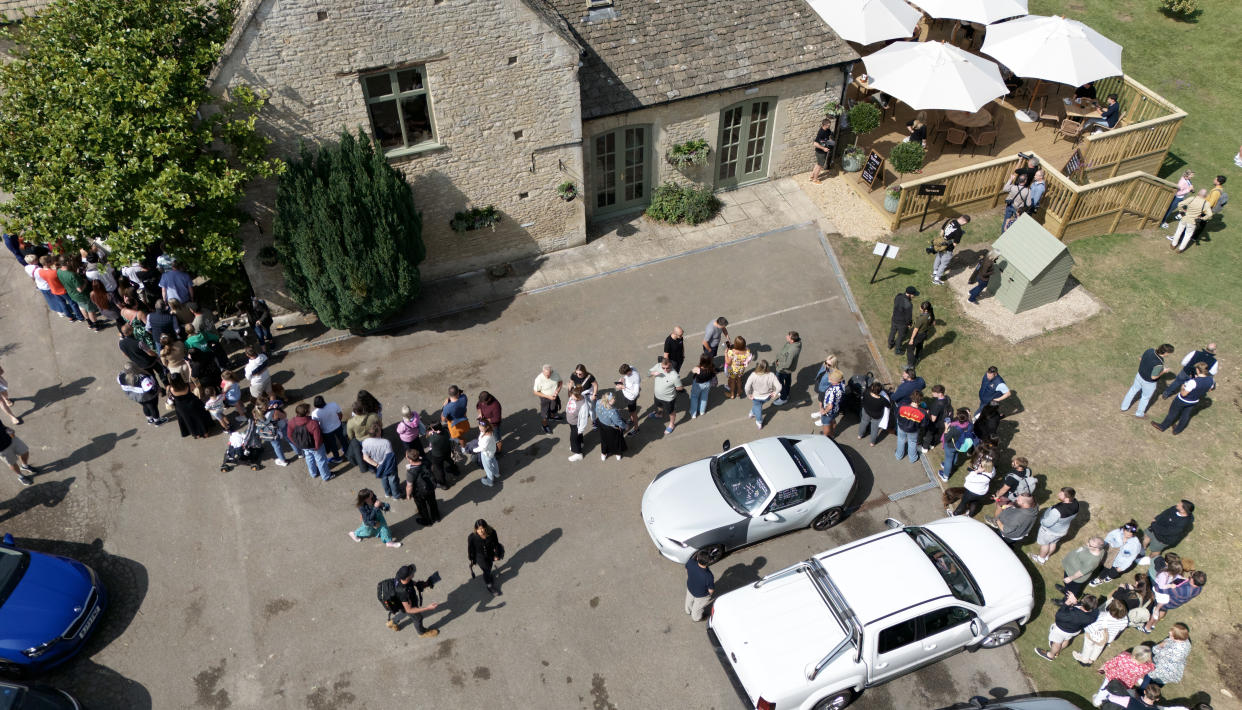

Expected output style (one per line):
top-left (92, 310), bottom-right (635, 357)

top-left (641, 459), bottom-right (740, 543)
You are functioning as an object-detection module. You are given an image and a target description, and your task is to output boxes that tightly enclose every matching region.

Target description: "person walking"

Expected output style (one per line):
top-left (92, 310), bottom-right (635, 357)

top-left (1169, 189), bottom-right (1211, 252)
top-left (1034, 592), bottom-right (1100, 661)
top-left (1, 425), bottom-right (38, 487)
top-left (168, 373), bottom-right (211, 439)
top-left (773, 331), bottom-right (801, 405)
top-left (467, 519), bottom-right (504, 596)
top-left (565, 385), bottom-right (594, 462)
top-left (403, 449), bottom-right (441, 526)
top-left (1091, 521), bottom-right (1143, 586)
top-left (361, 423), bottom-right (401, 499)
top-left (425, 423), bottom-right (461, 489)
top-left (475, 391), bottom-right (503, 455)
top-left (937, 408), bottom-right (973, 482)
top-left (663, 326), bottom-right (686, 373)
top-left (1147, 624), bottom-right (1192, 687)
top-left (1142, 500), bottom-right (1195, 561)
top-left (615, 364), bottom-right (641, 435)
top-left (1073, 598), bottom-right (1130, 666)
top-left (386, 564), bottom-right (439, 637)
top-left (474, 421), bottom-right (500, 487)
top-left (723, 337), bottom-right (751, 400)
top-left (684, 549), bottom-right (716, 622)
top-left (857, 382), bottom-right (889, 447)
top-left (533, 365), bottom-right (563, 434)
top-left (744, 360), bottom-right (781, 430)
top-left (1057, 537), bottom-right (1107, 600)
top-left (348, 488), bottom-right (401, 548)
top-left (817, 369), bottom-right (845, 438)
top-left (311, 396), bottom-right (346, 464)
top-left (931, 216), bottom-right (969, 285)
top-left (648, 357), bottom-right (685, 434)
top-left (687, 354), bottom-right (717, 420)
top-left (1031, 487), bottom-right (1081, 564)
top-left (595, 392), bottom-right (628, 462)
top-left (701, 316), bottom-right (729, 361)
top-left (894, 389), bottom-right (925, 463)
top-left (906, 301), bottom-right (936, 368)
top-left (1161, 344), bottom-right (1217, 400)
top-left (117, 363), bottom-right (167, 427)
top-left (1160, 169), bottom-right (1195, 228)
top-left (288, 403), bottom-right (332, 481)
top-left (396, 406), bottom-right (426, 457)
top-left (977, 366), bottom-right (1012, 415)
top-left (888, 286), bottom-right (916, 355)
top-left (569, 365), bottom-right (598, 401)
top-left (440, 386), bottom-right (470, 455)
top-left (966, 253), bottom-right (996, 304)
top-left (1152, 362), bottom-right (1214, 435)
top-left (1121, 344), bottom-right (1175, 418)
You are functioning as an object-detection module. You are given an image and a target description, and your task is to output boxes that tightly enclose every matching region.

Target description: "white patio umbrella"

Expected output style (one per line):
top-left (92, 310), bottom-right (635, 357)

top-left (807, 0), bottom-right (922, 46)
top-left (911, 0), bottom-right (1028, 25)
top-left (981, 14), bottom-right (1122, 119)
top-left (863, 41), bottom-right (1008, 112)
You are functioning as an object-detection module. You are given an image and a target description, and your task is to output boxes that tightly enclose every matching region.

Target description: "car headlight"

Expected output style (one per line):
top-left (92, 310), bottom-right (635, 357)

top-left (665, 538), bottom-right (689, 548)
top-left (23, 640), bottom-right (56, 658)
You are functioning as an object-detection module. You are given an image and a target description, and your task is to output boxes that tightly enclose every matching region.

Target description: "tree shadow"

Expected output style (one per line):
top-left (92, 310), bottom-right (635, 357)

top-left (16, 376), bottom-right (95, 417)
top-left (425, 527), bottom-right (563, 630)
top-left (714, 555), bottom-right (768, 595)
top-left (38, 430), bottom-right (137, 474)
top-left (0, 476), bottom-right (75, 525)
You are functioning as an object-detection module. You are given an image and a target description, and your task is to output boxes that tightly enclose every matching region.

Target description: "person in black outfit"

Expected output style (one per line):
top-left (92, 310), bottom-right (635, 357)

top-left (1035, 593), bottom-right (1099, 661)
top-left (425, 423), bottom-right (461, 489)
top-left (118, 323), bottom-right (168, 387)
top-left (387, 564), bottom-right (440, 637)
top-left (919, 384), bottom-right (952, 451)
top-left (468, 519), bottom-right (504, 596)
top-left (662, 326), bottom-right (686, 372)
top-left (888, 286), bottom-right (917, 355)
top-left (810, 118), bottom-right (835, 183)
top-left (1074, 81), bottom-right (1097, 101)
top-left (404, 448), bottom-right (441, 526)
top-left (1143, 500), bottom-right (1194, 556)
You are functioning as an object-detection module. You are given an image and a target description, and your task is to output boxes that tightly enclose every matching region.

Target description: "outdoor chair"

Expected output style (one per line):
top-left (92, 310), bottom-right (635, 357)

top-left (1053, 118), bottom-right (1084, 145)
top-left (968, 129), bottom-right (998, 156)
top-left (1036, 96), bottom-right (1062, 131)
top-left (944, 127), bottom-right (968, 155)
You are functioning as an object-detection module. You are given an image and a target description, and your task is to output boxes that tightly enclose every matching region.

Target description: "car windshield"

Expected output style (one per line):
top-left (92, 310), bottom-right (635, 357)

top-left (709, 447), bottom-right (771, 515)
top-left (0, 546), bottom-right (30, 608)
top-left (907, 528), bottom-right (984, 606)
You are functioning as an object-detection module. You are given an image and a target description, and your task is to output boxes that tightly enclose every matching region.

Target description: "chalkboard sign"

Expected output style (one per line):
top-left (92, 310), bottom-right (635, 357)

top-left (859, 150), bottom-right (885, 191)
top-left (1063, 149), bottom-right (1084, 179)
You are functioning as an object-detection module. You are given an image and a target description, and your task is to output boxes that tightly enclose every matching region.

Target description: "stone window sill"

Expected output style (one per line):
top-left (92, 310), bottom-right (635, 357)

top-left (384, 142), bottom-right (447, 161)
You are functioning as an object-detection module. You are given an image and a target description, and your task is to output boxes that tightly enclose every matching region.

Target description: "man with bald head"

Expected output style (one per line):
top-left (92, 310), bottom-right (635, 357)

top-left (663, 326), bottom-right (686, 373)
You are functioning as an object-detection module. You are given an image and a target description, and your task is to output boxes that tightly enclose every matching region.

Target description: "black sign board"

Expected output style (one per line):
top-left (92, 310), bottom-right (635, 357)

top-left (1063, 149), bottom-right (1084, 178)
top-left (859, 150), bottom-right (885, 191)
top-left (917, 183), bottom-right (947, 196)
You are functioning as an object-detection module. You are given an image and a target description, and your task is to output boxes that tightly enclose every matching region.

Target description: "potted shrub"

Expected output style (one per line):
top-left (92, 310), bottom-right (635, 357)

top-left (842, 103), bottom-right (881, 172)
top-left (257, 245), bottom-right (279, 267)
top-left (666, 139), bottom-right (710, 168)
top-left (821, 99), bottom-right (845, 118)
top-left (888, 141), bottom-right (926, 184)
top-left (884, 187), bottom-right (902, 213)
top-left (556, 180), bottom-right (578, 201)
top-left (450, 205), bottom-right (501, 234)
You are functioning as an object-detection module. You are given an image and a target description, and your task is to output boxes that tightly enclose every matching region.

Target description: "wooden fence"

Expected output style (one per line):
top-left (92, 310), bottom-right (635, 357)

top-left (890, 152), bottom-right (1176, 241)
top-left (1079, 75), bottom-right (1186, 181)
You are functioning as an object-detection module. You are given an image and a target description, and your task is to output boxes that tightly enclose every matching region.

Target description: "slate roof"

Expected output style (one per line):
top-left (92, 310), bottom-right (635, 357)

top-left (547, 0), bottom-right (858, 120)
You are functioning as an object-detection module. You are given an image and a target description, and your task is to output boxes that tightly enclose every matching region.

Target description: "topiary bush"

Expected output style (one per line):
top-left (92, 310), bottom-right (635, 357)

top-left (644, 182), bottom-right (723, 225)
top-left (846, 102), bottom-right (882, 148)
top-left (889, 141), bottom-right (926, 179)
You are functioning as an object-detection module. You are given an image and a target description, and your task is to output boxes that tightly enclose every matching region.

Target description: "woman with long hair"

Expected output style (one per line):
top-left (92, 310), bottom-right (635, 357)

top-left (467, 519), bottom-right (503, 595)
top-left (817, 369), bottom-right (846, 438)
top-left (688, 354), bottom-right (716, 420)
top-left (594, 392), bottom-right (628, 461)
top-left (474, 420), bottom-right (500, 486)
top-left (475, 391), bottom-right (503, 454)
top-left (569, 364), bottom-right (598, 401)
top-left (951, 457), bottom-right (995, 517)
top-left (168, 373), bottom-right (211, 439)
top-left (744, 360), bottom-right (780, 430)
top-left (723, 336), bottom-right (751, 399)
top-left (349, 488), bottom-right (401, 548)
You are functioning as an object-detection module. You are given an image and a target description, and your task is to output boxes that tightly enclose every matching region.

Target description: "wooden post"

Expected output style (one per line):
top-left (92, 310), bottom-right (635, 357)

top-left (1059, 189), bottom-right (1082, 241)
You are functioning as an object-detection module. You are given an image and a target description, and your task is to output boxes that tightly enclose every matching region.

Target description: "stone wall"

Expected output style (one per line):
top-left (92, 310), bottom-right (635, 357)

top-left (582, 66), bottom-right (847, 220)
top-left (212, 0), bottom-right (585, 308)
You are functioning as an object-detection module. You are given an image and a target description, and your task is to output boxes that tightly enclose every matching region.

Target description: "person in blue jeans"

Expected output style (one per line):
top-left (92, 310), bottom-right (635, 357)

top-left (687, 355), bottom-right (716, 419)
top-left (894, 390), bottom-right (925, 463)
top-left (287, 403), bottom-right (332, 481)
top-left (361, 423), bottom-right (401, 498)
top-left (976, 366), bottom-right (1011, 415)
top-left (1121, 344), bottom-right (1174, 419)
top-left (938, 409), bottom-right (973, 482)
top-left (259, 394), bottom-right (293, 466)
top-left (967, 254), bottom-right (995, 304)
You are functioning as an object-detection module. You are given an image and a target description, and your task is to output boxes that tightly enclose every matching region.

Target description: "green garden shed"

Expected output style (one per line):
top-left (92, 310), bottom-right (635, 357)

top-left (987, 214), bottom-right (1075, 314)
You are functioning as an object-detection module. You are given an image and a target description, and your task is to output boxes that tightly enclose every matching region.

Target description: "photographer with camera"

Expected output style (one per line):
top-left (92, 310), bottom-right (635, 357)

top-left (928, 214), bottom-right (970, 285)
top-left (1002, 173), bottom-right (1033, 232)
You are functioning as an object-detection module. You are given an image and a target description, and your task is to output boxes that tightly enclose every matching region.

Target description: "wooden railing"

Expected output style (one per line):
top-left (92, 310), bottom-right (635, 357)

top-left (890, 152), bottom-right (1175, 241)
top-left (1078, 75), bottom-right (1186, 181)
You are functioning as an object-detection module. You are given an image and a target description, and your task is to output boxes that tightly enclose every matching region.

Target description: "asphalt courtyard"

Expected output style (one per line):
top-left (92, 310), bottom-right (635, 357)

top-left (2, 224), bottom-right (1034, 709)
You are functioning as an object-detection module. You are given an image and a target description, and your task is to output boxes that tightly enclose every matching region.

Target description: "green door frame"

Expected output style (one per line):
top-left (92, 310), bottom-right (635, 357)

top-left (716, 97), bottom-right (776, 189)
top-left (590, 125), bottom-right (653, 217)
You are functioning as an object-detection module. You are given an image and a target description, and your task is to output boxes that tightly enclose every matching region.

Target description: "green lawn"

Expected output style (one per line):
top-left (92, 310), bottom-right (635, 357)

top-left (833, 3), bottom-right (1241, 704)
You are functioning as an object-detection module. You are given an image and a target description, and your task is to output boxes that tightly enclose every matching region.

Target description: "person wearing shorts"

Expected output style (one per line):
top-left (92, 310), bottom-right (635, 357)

top-left (1035, 593), bottom-right (1099, 661)
top-left (533, 365), bottom-right (563, 435)
top-left (1, 426), bottom-right (37, 486)
top-left (616, 364), bottom-right (641, 434)
top-left (810, 118), bottom-right (835, 184)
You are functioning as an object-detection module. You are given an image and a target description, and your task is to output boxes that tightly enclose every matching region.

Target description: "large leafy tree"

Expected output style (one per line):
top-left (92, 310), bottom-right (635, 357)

top-left (273, 130), bottom-right (425, 331)
top-left (0, 0), bottom-right (282, 282)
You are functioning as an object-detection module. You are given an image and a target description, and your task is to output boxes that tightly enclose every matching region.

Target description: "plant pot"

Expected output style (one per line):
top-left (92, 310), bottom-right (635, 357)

top-left (842, 152), bottom-right (863, 173)
top-left (884, 192), bottom-right (901, 213)
top-left (559, 192), bottom-right (576, 202)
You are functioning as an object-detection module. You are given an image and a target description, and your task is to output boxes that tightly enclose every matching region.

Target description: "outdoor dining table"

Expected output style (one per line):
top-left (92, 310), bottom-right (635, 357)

top-left (1061, 97), bottom-right (1098, 122)
top-left (945, 107), bottom-right (992, 128)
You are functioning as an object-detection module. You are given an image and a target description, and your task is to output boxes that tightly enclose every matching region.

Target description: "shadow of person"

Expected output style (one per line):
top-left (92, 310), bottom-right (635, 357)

top-left (17, 376), bottom-right (96, 417)
top-left (425, 528), bottom-right (564, 630)
top-left (714, 555), bottom-right (768, 595)
top-left (0, 476), bottom-right (75, 525)
top-left (39, 430), bottom-right (138, 474)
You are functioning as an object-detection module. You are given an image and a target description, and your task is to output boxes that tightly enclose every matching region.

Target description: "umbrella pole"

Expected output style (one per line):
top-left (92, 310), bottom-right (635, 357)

top-left (1026, 79), bottom-right (1042, 111)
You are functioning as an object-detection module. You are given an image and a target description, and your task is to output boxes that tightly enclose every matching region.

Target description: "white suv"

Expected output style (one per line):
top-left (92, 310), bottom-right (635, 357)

top-left (707, 517), bottom-right (1034, 710)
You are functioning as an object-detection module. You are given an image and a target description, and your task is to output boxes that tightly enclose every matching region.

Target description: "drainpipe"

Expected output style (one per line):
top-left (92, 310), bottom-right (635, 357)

top-left (835, 62), bottom-right (855, 166)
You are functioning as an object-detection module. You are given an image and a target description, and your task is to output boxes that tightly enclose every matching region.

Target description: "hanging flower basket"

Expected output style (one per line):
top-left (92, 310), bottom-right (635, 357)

top-left (666, 139), bottom-right (710, 168)
top-left (450, 206), bottom-right (501, 234)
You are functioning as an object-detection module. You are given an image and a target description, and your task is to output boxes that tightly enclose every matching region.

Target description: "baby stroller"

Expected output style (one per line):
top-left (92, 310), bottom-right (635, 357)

top-left (221, 417), bottom-right (264, 471)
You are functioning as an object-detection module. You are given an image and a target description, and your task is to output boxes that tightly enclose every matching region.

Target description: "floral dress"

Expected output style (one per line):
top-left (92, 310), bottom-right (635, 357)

top-left (1150, 638), bottom-right (1191, 685)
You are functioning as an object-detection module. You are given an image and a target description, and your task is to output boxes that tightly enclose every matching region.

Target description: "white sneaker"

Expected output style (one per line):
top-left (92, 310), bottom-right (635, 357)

top-left (690, 413), bottom-right (697, 420)
top-left (1029, 553), bottom-right (1046, 565)
top-left (756, 421), bottom-right (762, 430)
top-left (613, 455), bottom-right (622, 461)
top-left (1137, 556), bottom-right (1151, 566)
top-left (601, 454), bottom-right (607, 461)
top-left (1160, 223), bottom-right (1169, 229)
top-left (568, 453), bottom-right (583, 462)
top-left (747, 411), bottom-right (754, 419)
top-left (348, 531), bottom-right (361, 542)
top-left (274, 459), bottom-right (289, 467)
top-left (385, 541), bottom-right (402, 548)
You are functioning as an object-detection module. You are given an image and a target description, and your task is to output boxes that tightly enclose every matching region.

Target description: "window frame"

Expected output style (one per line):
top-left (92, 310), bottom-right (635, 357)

top-left (360, 66), bottom-right (441, 156)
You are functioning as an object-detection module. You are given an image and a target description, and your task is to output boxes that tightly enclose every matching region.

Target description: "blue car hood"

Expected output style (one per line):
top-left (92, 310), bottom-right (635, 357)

top-left (0, 552), bottom-right (94, 647)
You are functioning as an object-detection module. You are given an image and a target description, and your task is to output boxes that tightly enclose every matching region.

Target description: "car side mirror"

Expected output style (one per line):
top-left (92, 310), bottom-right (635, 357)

top-left (883, 517), bottom-right (904, 530)
top-left (968, 698), bottom-right (987, 709)
top-left (970, 619), bottom-right (983, 637)
top-left (721, 439), bottom-right (731, 452)
top-left (762, 513), bottom-right (780, 523)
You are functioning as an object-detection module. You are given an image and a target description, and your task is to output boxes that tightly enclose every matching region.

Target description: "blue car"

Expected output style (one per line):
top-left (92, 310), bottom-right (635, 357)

top-left (0, 534), bottom-right (107, 674)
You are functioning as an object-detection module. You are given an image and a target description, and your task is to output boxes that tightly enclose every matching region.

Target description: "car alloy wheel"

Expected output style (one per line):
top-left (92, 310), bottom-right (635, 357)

top-left (813, 689), bottom-right (855, 710)
top-left (701, 544), bottom-right (725, 565)
top-left (978, 623), bottom-right (1019, 648)
top-left (812, 506), bottom-right (845, 531)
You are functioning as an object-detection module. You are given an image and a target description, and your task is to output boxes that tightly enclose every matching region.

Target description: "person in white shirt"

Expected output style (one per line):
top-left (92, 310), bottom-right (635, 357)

top-left (25, 254), bottom-right (68, 317)
top-left (312, 396), bottom-right (346, 463)
top-left (1161, 343), bottom-right (1218, 399)
top-left (1073, 598), bottom-right (1130, 665)
top-left (615, 364), bottom-right (641, 435)
top-left (243, 346), bottom-right (272, 399)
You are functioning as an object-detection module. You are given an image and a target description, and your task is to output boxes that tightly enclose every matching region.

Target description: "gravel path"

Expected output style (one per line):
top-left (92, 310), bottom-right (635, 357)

top-left (793, 171), bottom-right (891, 242)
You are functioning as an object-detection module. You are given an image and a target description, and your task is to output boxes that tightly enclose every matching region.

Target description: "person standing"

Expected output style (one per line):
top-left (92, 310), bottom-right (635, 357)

top-left (616, 364), bottom-right (641, 435)
top-left (809, 117), bottom-right (835, 184)
top-left (288, 403), bottom-right (331, 481)
top-left (565, 385), bottom-right (593, 462)
top-left (1001, 174), bottom-right (1032, 228)
top-left (1073, 598), bottom-right (1130, 666)
top-left (1169, 189), bottom-right (1211, 252)
top-left (1162, 344), bottom-right (1218, 399)
top-left (967, 253), bottom-right (995, 304)
top-left (1147, 624), bottom-right (1193, 687)
top-left (595, 392), bottom-right (628, 462)
top-left (345, 402), bottom-right (381, 474)
top-left (993, 494), bottom-right (1038, 549)
top-left (425, 423), bottom-right (461, 489)
top-left (817, 370), bottom-right (845, 438)
top-left (773, 331), bottom-right (801, 405)
top-left (648, 357), bottom-right (685, 434)
top-left (168, 374), bottom-right (211, 439)
top-left (857, 382), bottom-right (890, 447)
top-left (1152, 362), bottom-right (1214, 435)
top-left (906, 301), bottom-right (936, 368)
top-left (888, 286), bottom-right (916, 355)
top-left (812, 353), bottom-right (840, 398)
top-left (931, 216), bottom-right (969, 285)
top-left (117, 363), bottom-right (167, 426)
top-left (662, 326), bottom-right (686, 373)
top-left (894, 389), bottom-right (925, 463)
top-left (892, 367), bottom-right (925, 406)
top-left (1057, 537), bottom-right (1107, 600)
top-left (312, 396), bottom-right (346, 464)
top-left (918, 384), bottom-right (951, 453)
top-left (474, 421), bottom-right (500, 487)
top-left (243, 346), bottom-right (272, 400)
top-left (145, 299), bottom-right (181, 345)
top-left (467, 519), bottom-right (504, 595)
top-left (991, 457), bottom-right (1036, 515)
top-left (1122, 343), bottom-right (1175, 418)
top-left (396, 406), bottom-right (426, 457)
top-left (1160, 169), bottom-right (1195, 228)
top-left (56, 257), bottom-right (104, 331)
top-left (977, 366), bottom-right (1011, 415)
top-left (950, 457), bottom-right (995, 517)
top-left (937, 408), bottom-right (973, 482)
top-left (403, 449), bottom-right (441, 526)
top-left (1092, 647), bottom-right (1155, 707)
top-left (440, 386), bottom-right (470, 455)
top-left (1035, 592), bottom-right (1100, 661)
top-left (687, 355), bottom-right (717, 420)
top-left (569, 365), bottom-right (598, 401)
top-left (532, 365), bottom-right (563, 434)
top-left (684, 549), bottom-right (715, 622)
top-left (701, 316), bottom-right (729, 361)
top-left (361, 423), bottom-right (401, 499)
top-left (25, 254), bottom-right (70, 318)
top-left (1029, 170), bottom-right (1047, 213)
top-left (158, 260), bottom-right (194, 305)
top-left (475, 391), bottom-right (503, 455)
top-left (36, 255), bottom-right (85, 323)
top-left (1193, 174), bottom-right (1226, 243)
top-left (723, 337), bottom-right (752, 400)
top-left (1031, 487), bottom-right (1081, 564)
top-left (387, 564), bottom-right (439, 637)
top-left (1142, 500), bottom-right (1195, 560)
top-left (744, 360), bottom-right (780, 430)
top-left (1, 425), bottom-right (38, 486)
top-left (1091, 521), bottom-right (1143, 586)
top-left (348, 489), bottom-right (401, 548)
top-left (1142, 571), bottom-right (1205, 634)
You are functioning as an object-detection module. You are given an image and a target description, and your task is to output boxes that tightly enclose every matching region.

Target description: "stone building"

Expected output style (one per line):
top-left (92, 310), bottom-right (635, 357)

top-left (210, 0), bottom-right (857, 309)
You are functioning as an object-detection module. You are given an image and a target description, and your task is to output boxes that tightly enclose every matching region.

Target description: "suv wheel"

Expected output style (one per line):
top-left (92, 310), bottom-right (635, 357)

top-left (700, 544), bottom-right (725, 564)
top-left (977, 622), bottom-right (1019, 649)
top-left (812, 506), bottom-right (845, 531)
top-left (813, 689), bottom-right (855, 710)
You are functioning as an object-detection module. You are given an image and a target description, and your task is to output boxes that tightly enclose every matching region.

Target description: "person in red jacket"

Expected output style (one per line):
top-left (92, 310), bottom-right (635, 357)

top-left (287, 403), bottom-right (331, 481)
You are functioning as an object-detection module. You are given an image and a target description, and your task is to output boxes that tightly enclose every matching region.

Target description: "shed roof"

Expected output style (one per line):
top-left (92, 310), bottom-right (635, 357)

top-left (991, 214), bottom-right (1073, 280)
top-left (546, 0), bottom-right (858, 120)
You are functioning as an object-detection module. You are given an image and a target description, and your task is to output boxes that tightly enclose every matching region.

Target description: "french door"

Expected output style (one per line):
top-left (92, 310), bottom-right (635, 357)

top-left (717, 98), bottom-right (775, 188)
top-left (591, 125), bottom-right (651, 215)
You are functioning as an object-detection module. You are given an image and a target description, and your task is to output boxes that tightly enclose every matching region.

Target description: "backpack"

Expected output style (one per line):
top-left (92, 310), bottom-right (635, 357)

top-left (377, 577), bottom-right (402, 613)
top-left (290, 422), bottom-right (315, 450)
top-left (1215, 189), bottom-right (1228, 210)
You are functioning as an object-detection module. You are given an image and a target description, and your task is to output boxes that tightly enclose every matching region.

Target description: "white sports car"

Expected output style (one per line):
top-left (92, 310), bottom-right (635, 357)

top-left (641, 436), bottom-right (857, 564)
